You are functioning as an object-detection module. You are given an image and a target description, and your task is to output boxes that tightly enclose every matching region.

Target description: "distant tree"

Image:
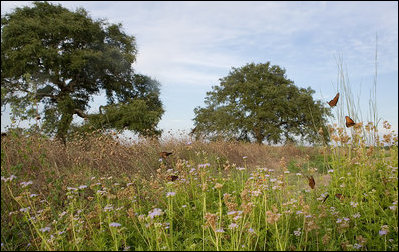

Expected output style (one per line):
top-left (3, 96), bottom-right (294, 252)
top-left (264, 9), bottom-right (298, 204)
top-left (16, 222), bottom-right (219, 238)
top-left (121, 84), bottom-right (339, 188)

top-left (1, 1), bottom-right (164, 143)
top-left (192, 62), bottom-right (331, 145)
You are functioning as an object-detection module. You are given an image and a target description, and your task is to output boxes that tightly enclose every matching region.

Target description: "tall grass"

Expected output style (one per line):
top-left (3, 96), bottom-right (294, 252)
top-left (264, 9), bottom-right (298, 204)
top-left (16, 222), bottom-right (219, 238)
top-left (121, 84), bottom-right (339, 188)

top-left (1, 123), bottom-right (397, 250)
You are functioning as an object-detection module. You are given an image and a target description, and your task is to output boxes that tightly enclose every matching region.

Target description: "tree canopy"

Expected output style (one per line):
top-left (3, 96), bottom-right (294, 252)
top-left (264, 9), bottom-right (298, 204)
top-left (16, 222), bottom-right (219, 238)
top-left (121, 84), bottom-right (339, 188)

top-left (1, 1), bottom-right (164, 142)
top-left (192, 62), bottom-right (331, 145)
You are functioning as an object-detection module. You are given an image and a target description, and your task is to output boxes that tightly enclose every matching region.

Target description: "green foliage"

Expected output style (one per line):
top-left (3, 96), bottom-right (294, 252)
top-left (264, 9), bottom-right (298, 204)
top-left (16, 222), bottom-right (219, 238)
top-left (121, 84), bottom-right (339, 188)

top-left (69, 74), bottom-right (164, 138)
top-left (1, 1), bottom-right (163, 142)
top-left (193, 62), bottom-right (331, 144)
top-left (86, 98), bottom-right (163, 137)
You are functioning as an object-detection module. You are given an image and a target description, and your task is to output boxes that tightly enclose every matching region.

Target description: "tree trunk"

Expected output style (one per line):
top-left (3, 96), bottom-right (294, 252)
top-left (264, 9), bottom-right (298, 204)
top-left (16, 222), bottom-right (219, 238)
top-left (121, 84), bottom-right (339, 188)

top-left (55, 95), bottom-right (75, 145)
top-left (56, 112), bottom-right (73, 145)
top-left (253, 127), bottom-right (264, 145)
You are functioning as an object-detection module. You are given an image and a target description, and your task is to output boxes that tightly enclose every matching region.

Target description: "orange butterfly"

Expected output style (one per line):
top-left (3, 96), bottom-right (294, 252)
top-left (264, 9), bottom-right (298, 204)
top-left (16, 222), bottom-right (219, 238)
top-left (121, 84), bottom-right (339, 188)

top-left (307, 175), bottom-right (315, 189)
top-left (345, 116), bottom-right (356, 128)
top-left (167, 175), bottom-right (179, 181)
top-left (160, 151), bottom-right (173, 159)
top-left (328, 93), bottom-right (339, 107)
top-left (335, 193), bottom-right (344, 200)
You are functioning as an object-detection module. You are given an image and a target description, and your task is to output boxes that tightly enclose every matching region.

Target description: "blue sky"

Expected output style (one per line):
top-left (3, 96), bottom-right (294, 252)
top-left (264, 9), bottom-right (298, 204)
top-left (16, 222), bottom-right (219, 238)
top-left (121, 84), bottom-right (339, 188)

top-left (1, 1), bottom-right (398, 137)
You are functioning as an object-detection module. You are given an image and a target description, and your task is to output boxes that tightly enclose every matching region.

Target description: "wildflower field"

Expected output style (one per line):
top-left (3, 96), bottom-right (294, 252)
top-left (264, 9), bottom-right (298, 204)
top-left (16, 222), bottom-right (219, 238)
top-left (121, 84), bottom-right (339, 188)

top-left (1, 122), bottom-right (398, 251)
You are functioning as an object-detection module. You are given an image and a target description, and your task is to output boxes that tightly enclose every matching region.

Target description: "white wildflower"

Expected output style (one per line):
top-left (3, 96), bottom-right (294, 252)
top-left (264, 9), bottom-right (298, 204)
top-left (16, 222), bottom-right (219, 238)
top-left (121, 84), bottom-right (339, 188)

top-left (109, 222), bottom-right (121, 227)
top-left (166, 191), bottom-right (176, 197)
top-left (39, 226), bottom-right (51, 232)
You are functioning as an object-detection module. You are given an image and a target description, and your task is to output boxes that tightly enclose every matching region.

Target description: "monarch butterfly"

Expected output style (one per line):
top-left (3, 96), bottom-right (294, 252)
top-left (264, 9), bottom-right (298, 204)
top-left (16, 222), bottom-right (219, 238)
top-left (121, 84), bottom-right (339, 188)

top-left (307, 175), bottom-right (315, 189)
top-left (345, 116), bottom-right (356, 128)
top-left (335, 193), bottom-right (344, 200)
top-left (167, 175), bottom-right (179, 181)
top-left (160, 151), bottom-right (173, 159)
top-left (328, 93), bottom-right (339, 107)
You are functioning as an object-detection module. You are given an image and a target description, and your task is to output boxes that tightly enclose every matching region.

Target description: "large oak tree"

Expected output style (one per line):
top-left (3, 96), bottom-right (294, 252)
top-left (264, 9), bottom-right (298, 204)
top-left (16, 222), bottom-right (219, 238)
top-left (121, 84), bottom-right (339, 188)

top-left (1, 1), bottom-right (164, 143)
top-left (192, 62), bottom-right (331, 145)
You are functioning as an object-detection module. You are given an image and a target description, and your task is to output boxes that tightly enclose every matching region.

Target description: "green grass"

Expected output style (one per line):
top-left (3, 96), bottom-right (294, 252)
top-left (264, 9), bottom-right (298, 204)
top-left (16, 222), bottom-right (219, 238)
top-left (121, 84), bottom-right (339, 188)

top-left (1, 127), bottom-right (398, 251)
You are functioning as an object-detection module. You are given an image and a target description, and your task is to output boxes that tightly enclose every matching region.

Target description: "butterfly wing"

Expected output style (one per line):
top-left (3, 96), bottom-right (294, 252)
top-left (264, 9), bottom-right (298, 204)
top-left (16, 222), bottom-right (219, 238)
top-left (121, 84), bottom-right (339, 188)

top-left (167, 175), bottom-right (178, 181)
top-left (345, 116), bottom-right (356, 127)
top-left (307, 175), bottom-right (315, 189)
top-left (328, 93), bottom-right (339, 107)
top-left (335, 193), bottom-right (344, 200)
top-left (160, 151), bottom-right (173, 158)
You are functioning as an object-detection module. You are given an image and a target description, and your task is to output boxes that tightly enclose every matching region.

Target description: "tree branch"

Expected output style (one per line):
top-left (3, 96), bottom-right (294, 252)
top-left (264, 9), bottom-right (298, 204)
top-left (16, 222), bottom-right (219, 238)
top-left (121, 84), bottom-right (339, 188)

top-left (36, 92), bottom-right (58, 99)
top-left (74, 108), bottom-right (88, 119)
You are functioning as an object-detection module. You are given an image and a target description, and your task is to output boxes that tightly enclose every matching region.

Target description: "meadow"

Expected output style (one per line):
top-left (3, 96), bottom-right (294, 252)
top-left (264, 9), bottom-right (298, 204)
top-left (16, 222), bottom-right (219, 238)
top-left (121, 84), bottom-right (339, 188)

top-left (1, 120), bottom-right (398, 251)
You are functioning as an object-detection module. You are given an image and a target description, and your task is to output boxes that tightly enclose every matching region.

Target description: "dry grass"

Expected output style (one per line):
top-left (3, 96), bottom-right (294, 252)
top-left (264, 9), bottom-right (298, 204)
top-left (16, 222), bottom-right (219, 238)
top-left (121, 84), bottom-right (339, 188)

top-left (1, 131), bottom-right (320, 192)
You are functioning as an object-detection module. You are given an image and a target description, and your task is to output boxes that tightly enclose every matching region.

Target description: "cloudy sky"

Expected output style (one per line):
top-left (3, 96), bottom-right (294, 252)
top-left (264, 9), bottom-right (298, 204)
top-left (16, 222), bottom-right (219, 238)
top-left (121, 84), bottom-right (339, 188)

top-left (1, 1), bottom-right (398, 136)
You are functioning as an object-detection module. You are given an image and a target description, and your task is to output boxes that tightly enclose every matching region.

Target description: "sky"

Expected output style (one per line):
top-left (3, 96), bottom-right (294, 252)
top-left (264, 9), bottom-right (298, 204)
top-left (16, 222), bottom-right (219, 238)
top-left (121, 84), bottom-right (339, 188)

top-left (1, 1), bottom-right (398, 138)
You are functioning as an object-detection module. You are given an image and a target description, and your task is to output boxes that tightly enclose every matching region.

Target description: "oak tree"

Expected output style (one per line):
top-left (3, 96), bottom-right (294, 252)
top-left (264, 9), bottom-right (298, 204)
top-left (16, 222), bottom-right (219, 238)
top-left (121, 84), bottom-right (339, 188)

top-left (192, 62), bottom-right (331, 145)
top-left (1, 1), bottom-right (164, 143)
